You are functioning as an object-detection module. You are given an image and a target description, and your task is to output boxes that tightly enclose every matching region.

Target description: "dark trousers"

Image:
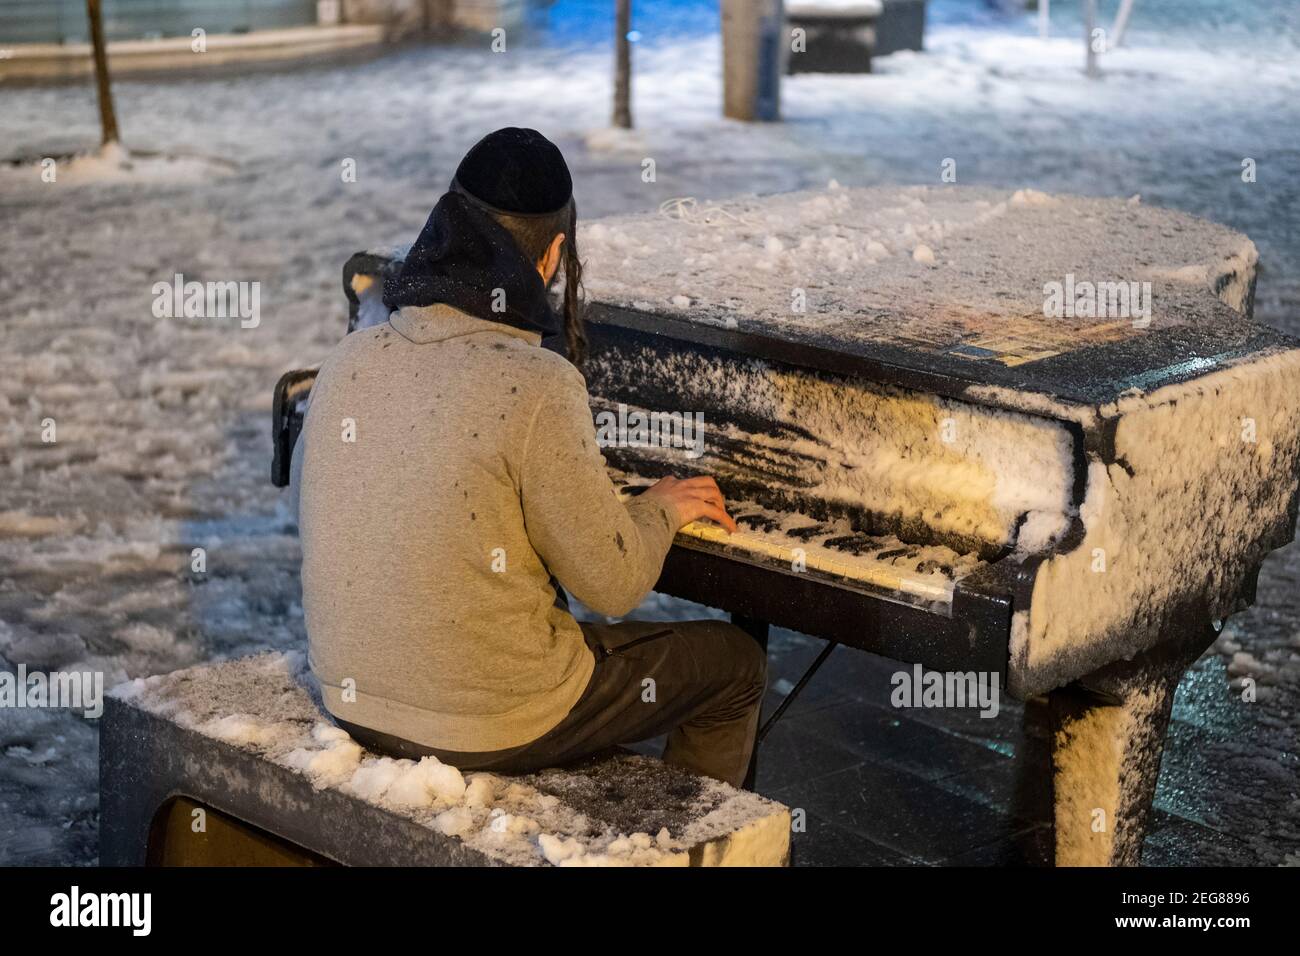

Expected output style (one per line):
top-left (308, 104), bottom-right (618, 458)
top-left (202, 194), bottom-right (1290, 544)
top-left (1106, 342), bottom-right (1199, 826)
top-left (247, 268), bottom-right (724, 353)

top-left (337, 619), bottom-right (767, 787)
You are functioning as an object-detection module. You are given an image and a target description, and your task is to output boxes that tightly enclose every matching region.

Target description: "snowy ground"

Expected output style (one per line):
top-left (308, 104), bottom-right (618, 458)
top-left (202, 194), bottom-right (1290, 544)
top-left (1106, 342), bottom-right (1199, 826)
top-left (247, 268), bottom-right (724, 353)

top-left (1, 1), bottom-right (1298, 865)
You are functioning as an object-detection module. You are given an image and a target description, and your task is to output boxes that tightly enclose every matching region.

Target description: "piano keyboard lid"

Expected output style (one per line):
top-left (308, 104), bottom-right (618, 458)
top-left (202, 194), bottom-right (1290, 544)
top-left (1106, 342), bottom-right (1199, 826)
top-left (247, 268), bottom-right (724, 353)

top-left (577, 186), bottom-right (1298, 419)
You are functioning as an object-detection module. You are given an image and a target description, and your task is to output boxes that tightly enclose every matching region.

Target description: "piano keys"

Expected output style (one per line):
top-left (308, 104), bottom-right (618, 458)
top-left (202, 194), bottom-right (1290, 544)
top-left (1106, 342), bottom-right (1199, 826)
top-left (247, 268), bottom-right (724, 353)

top-left (614, 473), bottom-right (988, 605)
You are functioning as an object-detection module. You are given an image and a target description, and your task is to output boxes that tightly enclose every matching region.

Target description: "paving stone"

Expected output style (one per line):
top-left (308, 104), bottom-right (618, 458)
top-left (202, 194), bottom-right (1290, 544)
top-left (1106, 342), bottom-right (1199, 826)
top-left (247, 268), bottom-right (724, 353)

top-left (768, 760), bottom-right (1019, 863)
top-left (790, 812), bottom-right (916, 867)
top-left (754, 719), bottom-right (872, 793)
top-left (1141, 810), bottom-right (1262, 867)
top-left (940, 824), bottom-right (1053, 866)
top-left (778, 700), bottom-right (1011, 783)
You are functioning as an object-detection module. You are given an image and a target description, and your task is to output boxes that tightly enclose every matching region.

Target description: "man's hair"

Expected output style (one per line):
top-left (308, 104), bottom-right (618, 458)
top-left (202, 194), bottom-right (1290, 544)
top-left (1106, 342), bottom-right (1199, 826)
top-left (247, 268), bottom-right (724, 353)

top-left (489, 199), bottom-right (586, 367)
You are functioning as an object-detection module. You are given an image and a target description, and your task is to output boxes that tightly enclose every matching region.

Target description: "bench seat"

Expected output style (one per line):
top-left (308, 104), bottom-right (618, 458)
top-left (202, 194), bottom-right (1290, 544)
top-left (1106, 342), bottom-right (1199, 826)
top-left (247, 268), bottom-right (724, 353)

top-left (99, 652), bottom-right (791, 867)
top-left (786, 0), bottom-right (883, 74)
top-left (787, 0), bottom-right (884, 18)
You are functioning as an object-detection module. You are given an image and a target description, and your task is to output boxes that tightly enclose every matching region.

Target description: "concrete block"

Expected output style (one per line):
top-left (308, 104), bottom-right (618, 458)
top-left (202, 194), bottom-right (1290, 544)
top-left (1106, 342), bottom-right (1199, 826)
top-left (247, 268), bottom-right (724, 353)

top-left (100, 652), bottom-right (791, 867)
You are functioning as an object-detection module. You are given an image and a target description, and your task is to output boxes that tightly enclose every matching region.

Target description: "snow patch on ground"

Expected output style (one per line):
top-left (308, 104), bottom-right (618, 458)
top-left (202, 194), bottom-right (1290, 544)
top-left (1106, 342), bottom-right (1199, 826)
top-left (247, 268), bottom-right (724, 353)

top-left (0, 143), bottom-right (235, 188)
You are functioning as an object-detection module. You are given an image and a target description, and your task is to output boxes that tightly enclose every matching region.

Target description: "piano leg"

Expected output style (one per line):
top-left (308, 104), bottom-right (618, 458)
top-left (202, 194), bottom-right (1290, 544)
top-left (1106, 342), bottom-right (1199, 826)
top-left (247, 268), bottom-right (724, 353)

top-left (732, 615), bottom-right (770, 792)
top-left (1012, 695), bottom-right (1055, 849)
top-left (1047, 619), bottom-right (1217, 866)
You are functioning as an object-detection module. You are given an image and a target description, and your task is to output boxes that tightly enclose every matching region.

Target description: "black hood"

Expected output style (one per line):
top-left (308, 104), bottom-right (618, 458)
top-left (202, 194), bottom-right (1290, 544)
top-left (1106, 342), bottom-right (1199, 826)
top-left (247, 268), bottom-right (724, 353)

top-left (383, 191), bottom-right (560, 337)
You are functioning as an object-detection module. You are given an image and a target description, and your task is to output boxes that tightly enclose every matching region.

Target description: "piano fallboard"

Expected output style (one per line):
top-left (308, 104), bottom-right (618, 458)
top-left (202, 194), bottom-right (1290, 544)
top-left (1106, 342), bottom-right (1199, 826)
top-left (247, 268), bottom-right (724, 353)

top-left (657, 535), bottom-right (1017, 676)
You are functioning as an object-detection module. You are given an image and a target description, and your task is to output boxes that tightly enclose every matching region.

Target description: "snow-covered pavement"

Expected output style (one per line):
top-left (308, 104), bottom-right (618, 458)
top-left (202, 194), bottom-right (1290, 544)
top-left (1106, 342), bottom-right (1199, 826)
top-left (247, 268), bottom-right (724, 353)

top-left (1, 3), bottom-right (1298, 864)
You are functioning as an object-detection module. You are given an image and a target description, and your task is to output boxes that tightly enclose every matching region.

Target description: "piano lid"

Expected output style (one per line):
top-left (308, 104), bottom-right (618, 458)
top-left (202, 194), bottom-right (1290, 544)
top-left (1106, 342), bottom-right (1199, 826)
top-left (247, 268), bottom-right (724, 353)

top-left (578, 186), bottom-right (1298, 415)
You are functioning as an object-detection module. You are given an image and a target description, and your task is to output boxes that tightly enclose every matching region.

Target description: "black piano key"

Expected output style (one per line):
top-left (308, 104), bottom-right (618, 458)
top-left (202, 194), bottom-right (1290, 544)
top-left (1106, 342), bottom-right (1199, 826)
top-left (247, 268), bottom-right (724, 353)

top-left (823, 534), bottom-right (878, 556)
top-left (734, 513), bottom-right (780, 533)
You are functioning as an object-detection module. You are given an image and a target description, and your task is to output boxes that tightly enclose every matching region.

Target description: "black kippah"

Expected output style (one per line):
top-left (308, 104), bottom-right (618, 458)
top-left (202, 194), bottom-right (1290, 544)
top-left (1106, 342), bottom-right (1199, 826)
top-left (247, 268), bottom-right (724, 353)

top-left (451, 127), bottom-right (573, 217)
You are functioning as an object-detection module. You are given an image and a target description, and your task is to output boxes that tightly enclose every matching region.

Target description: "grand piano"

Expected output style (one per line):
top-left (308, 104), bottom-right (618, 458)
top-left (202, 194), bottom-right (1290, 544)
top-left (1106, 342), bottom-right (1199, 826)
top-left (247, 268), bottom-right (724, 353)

top-left (272, 186), bottom-right (1300, 866)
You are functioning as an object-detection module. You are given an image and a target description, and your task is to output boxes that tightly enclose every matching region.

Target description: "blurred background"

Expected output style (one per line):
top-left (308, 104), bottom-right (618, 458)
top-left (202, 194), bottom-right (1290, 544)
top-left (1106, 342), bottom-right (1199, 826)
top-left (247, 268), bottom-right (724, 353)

top-left (1, 0), bottom-right (1298, 867)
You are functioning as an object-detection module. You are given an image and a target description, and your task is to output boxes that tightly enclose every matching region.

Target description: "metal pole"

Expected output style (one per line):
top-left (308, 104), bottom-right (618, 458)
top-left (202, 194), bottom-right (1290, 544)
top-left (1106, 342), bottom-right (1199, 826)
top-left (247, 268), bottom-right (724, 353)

top-left (85, 0), bottom-right (120, 145)
top-left (613, 0), bottom-right (633, 128)
top-left (757, 640), bottom-right (838, 744)
top-left (1112, 0), bottom-right (1136, 48)
top-left (1038, 0), bottom-right (1049, 39)
top-left (1084, 0), bottom-right (1100, 78)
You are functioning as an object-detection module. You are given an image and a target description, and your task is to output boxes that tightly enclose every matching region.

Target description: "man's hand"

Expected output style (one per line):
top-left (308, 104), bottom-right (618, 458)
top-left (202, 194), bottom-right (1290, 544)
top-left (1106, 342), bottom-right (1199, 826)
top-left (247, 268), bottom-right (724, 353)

top-left (641, 475), bottom-right (738, 534)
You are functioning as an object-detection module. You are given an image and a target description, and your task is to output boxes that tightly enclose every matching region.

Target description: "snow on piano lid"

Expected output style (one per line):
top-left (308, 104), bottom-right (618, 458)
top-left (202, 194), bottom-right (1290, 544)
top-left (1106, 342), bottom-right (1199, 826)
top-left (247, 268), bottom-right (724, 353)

top-left (579, 184), bottom-right (1291, 414)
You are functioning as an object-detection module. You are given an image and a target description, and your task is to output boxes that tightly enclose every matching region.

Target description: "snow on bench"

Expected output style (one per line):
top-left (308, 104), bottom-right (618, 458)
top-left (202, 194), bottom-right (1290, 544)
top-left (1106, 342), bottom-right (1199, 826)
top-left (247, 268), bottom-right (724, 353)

top-left (787, 0), bottom-right (884, 19)
top-left (100, 653), bottom-right (791, 867)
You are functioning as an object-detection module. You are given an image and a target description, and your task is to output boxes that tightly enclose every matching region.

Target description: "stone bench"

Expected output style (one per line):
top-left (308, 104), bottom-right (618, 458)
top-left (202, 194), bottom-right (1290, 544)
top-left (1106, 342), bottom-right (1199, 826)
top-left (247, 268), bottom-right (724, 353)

top-left (786, 0), bottom-right (884, 74)
top-left (785, 0), bottom-right (926, 74)
top-left (99, 653), bottom-right (791, 867)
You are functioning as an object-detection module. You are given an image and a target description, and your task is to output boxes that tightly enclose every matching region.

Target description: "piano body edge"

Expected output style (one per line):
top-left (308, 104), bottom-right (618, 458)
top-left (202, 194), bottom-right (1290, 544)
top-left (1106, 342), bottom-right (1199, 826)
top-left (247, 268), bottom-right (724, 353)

top-left (1004, 345), bottom-right (1300, 700)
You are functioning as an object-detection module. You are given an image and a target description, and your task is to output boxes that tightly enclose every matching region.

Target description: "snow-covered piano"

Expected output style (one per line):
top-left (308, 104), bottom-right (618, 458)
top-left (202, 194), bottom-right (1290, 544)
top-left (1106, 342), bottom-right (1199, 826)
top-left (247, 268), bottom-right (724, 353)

top-left (273, 186), bottom-right (1300, 866)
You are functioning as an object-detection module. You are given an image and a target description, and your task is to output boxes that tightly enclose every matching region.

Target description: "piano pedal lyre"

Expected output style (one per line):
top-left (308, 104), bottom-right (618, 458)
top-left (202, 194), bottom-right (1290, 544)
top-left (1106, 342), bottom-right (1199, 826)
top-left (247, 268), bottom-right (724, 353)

top-left (732, 613), bottom-right (841, 792)
top-left (756, 640), bottom-right (840, 746)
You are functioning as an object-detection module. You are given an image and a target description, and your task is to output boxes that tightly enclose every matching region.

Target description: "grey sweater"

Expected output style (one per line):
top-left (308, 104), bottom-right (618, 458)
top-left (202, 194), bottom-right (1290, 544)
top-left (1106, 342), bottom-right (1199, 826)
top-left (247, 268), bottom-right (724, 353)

top-left (292, 305), bottom-right (678, 751)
